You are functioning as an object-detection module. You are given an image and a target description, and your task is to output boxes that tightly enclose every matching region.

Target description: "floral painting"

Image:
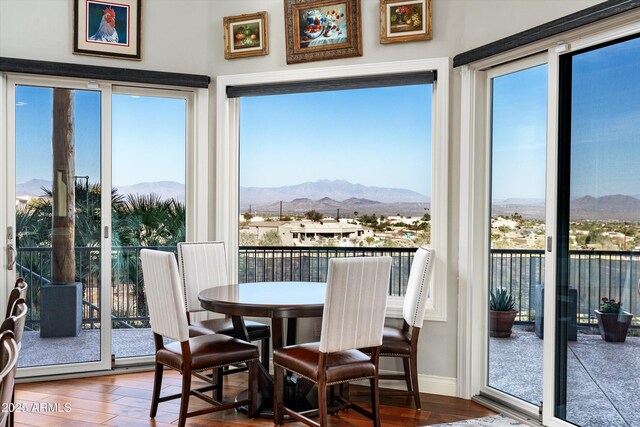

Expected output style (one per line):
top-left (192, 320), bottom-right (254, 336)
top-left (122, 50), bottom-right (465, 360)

top-left (285, 0), bottom-right (362, 64)
top-left (380, 0), bottom-right (432, 44)
top-left (297, 4), bottom-right (348, 49)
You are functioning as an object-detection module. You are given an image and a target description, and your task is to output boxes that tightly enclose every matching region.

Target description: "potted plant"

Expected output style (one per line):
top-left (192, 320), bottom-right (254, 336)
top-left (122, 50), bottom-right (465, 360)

top-left (489, 288), bottom-right (518, 338)
top-left (595, 297), bottom-right (633, 342)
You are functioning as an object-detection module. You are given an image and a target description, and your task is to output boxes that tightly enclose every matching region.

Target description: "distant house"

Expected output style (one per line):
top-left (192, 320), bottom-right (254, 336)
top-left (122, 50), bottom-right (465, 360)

top-left (243, 219), bottom-right (373, 246)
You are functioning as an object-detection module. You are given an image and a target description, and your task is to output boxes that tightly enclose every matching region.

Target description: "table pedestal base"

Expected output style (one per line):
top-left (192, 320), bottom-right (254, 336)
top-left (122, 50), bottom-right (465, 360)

top-left (237, 374), bottom-right (318, 419)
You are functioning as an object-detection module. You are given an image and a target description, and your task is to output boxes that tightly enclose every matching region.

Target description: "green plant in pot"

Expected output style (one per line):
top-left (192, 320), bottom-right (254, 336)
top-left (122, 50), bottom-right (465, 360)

top-left (489, 288), bottom-right (518, 338)
top-left (595, 297), bottom-right (633, 342)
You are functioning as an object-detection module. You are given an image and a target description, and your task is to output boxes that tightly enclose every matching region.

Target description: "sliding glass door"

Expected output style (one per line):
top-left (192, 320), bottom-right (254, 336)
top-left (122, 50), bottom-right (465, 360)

top-left (8, 79), bottom-right (110, 375)
top-left (111, 88), bottom-right (187, 360)
top-left (5, 77), bottom-right (191, 375)
top-left (484, 56), bottom-right (548, 416)
top-left (478, 29), bottom-right (640, 427)
top-left (554, 34), bottom-right (640, 427)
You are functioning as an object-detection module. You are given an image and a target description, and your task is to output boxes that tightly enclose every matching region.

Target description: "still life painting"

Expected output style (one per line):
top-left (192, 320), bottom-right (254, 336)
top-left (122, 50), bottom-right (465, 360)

top-left (285, 0), bottom-right (362, 64)
top-left (380, 0), bottom-right (432, 44)
top-left (224, 12), bottom-right (269, 59)
top-left (74, 0), bottom-right (141, 60)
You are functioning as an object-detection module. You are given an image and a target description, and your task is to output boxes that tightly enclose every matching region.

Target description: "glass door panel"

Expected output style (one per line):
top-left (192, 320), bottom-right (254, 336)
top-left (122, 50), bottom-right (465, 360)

top-left (111, 92), bottom-right (186, 359)
top-left (15, 85), bottom-right (103, 368)
top-left (488, 64), bottom-right (547, 408)
top-left (556, 35), bottom-right (640, 427)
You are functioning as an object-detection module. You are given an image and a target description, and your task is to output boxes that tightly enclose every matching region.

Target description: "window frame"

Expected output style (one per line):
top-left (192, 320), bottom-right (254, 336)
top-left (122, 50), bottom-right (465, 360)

top-left (458, 8), bottom-right (640, 426)
top-left (216, 58), bottom-right (450, 321)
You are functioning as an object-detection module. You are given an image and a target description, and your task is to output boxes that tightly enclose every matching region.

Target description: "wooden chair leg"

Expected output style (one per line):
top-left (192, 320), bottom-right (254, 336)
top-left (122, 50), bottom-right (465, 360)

top-left (215, 368), bottom-right (224, 402)
top-left (261, 337), bottom-right (270, 369)
top-left (409, 355), bottom-right (421, 410)
top-left (274, 365), bottom-right (285, 425)
top-left (402, 357), bottom-right (413, 391)
top-left (370, 377), bottom-right (381, 427)
top-left (248, 360), bottom-right (259, 418)
top-left (178, 368), bottom-right (192, 427)
top-left (150, 362), bottom-right (163, 418)
top-left (318, 379), bottom-right (328, 427)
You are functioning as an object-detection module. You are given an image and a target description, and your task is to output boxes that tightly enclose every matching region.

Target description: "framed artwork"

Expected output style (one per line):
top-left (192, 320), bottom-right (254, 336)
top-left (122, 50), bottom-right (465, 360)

top-left (380, 0), bottom-right (432, 44)
top-left (74, 0), bottom-right (141, 60)
top-left (224, 12), bottom-right (269, 60)
top-left (285, 0), bottom-right (362, 64)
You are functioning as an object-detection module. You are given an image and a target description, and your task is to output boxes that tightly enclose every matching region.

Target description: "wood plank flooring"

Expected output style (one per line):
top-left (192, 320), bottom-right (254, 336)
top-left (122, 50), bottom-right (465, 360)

top-left (14, 370), bottom-right (496, 426)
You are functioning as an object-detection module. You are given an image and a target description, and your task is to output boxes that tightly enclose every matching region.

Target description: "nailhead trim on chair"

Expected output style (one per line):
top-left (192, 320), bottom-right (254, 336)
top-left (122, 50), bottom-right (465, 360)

top-left (160, 357), bottom-right (259, 374)
top-left (409, 247), bottom-right (432, 327)
top-left (273, 362), bottom-right (375, 386)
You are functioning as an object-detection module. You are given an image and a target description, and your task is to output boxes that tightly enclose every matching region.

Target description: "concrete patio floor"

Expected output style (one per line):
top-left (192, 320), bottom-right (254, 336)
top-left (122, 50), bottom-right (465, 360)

top-left (19, 328), bottom-right (156, 368)
top-left (489, 325), bottom-right (640, 427)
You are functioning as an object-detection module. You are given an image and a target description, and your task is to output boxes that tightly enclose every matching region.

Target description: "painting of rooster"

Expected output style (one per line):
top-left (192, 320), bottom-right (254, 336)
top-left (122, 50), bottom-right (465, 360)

top-left (86, 1), bottom-right (128, 45)
top-left (74, 0), bottom-right (140, 60)
top-left (89, 6), bottom-right (119, 43)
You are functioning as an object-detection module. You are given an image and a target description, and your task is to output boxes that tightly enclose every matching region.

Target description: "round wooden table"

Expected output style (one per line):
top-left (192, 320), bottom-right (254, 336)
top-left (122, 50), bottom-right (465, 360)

top-left (198, 281), bottom-right (326, 417)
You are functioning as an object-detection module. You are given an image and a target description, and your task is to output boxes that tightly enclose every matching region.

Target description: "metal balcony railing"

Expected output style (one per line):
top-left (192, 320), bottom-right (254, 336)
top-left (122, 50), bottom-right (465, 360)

top-left (15, 246), bottom-right (640, 330)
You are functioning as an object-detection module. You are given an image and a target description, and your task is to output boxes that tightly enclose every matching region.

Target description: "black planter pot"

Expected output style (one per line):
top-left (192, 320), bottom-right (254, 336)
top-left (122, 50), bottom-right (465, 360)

top-left (595, 310), bottom-right (633, 343)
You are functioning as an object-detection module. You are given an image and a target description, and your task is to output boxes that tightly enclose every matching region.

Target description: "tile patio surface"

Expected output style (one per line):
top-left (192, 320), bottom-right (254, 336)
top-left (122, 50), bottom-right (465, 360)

top-left (489, 326), bottom-right (640, 427)
top-left (18, 326), bottom-right (640, 427)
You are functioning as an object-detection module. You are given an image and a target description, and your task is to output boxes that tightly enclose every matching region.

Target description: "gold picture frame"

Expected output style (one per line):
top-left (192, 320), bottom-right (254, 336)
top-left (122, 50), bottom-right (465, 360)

top-left (380, 0), bottom-right (432, 44)
top-left (285, 0), bottom-right (362, 64)
top-left (224, 12), bottom-right (269, 60)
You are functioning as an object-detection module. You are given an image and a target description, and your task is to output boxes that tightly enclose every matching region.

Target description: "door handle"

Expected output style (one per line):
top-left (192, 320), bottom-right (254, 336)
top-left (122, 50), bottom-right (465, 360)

top-left (7, 243), bottom-right (16, 271)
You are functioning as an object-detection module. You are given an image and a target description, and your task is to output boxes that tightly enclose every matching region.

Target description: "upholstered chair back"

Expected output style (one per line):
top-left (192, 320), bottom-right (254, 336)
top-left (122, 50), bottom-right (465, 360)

top-left (177, 242), bottom-right (228, 313)
top-left (402, 247), bottom-right (435, 328)
top-left (0, 330), bottom-right (18, 425)
top-left (319, 257), bottom-right (391, 353)
top-left (141, 249), bottom-right (189, 342)
top-left (9, 299), bottom-right (27, 347)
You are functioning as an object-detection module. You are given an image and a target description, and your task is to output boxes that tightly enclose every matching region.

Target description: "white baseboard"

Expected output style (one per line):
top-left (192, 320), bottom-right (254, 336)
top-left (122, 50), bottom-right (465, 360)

top-left (354, 369), bottom-right (457, 397)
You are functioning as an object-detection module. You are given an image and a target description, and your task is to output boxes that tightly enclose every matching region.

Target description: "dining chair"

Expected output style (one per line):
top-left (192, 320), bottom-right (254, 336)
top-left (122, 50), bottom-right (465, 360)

top-left (1, 293), bottom-right (26, 427)
top-left (140, 249), bottom-right (260, 427)
top-left (177, 242), bottom-right (270, 365)
top-left (0, 331), bottom-right (19, 427)
top-left (5, 278), bottom-right (27, 320)
top-left (273, 256), bottom-right (392, 427)
top-left (378, 246), bottom-right (434, 409)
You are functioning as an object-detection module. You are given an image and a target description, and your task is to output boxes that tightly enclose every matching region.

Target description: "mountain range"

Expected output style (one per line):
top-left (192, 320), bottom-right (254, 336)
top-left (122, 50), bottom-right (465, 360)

top-left (15, 179), bottom-right (640, 220)
top-left (240, 179), bottom-right (429, 208)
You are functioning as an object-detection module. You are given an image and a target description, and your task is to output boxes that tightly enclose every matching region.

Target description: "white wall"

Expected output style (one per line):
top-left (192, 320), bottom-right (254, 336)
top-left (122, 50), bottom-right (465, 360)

top-left (0, 0), bottom-right (602, 387)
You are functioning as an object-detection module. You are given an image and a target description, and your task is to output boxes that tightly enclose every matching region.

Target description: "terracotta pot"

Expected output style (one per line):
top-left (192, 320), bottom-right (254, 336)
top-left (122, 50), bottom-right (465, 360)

top-left (595, 310), bottom-right (633, 342)
top-left (490, 310), bottom-right (518, 338)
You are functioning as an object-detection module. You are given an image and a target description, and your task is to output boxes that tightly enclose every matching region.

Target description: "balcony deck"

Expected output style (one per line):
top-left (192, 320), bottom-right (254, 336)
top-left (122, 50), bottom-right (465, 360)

top-left (490, 326), bottom-right (640, 427)
top-left (19, 328), bottom-right (155, 368)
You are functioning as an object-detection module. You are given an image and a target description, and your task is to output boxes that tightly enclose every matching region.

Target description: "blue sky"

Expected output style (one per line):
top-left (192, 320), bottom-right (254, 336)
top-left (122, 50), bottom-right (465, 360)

top-left (15, 35), bottom-right (640, 200)
top-left (16, 88), bottom-right (186, 187)
top-left (239, 84), bottom-right (433, 196)
top-left (570, 36), bottom-right (640, 198)
top-left (491, 64), bottom-right (548, 201)
top-left (492, 36), bottom-right (640, 201)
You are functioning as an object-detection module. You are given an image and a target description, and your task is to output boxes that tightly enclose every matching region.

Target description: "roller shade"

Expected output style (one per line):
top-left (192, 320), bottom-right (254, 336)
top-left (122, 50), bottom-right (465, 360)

top-left (226, 71), bottom-right (436, 98)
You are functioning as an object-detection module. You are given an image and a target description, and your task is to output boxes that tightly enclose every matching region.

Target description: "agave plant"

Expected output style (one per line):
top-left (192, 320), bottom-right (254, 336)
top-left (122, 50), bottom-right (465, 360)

top-left (490, 288), bottom-right (515, 312)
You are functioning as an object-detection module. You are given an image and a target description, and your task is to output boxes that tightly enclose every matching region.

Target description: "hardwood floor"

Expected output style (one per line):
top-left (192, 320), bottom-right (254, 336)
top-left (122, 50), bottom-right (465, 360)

top-left (14, 370), bottom-right (495, 426)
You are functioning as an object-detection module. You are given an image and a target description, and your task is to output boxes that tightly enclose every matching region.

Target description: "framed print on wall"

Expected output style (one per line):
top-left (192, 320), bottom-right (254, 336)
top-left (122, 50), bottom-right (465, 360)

top-left (285, 0), bottom-right (362, 64)
top-left (74, 0), bottom-right (142, 60)
top-left (380, 0), bottom-right (432, 44)
top-left (224, 12), bottom-right (269, 59)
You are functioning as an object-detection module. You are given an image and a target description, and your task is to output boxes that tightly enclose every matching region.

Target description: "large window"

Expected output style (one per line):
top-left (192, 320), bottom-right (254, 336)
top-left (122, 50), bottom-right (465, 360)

top-left (217, 59), bottom-right (449, 320)
top-left (237, 85), bottom-right (432, 295)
